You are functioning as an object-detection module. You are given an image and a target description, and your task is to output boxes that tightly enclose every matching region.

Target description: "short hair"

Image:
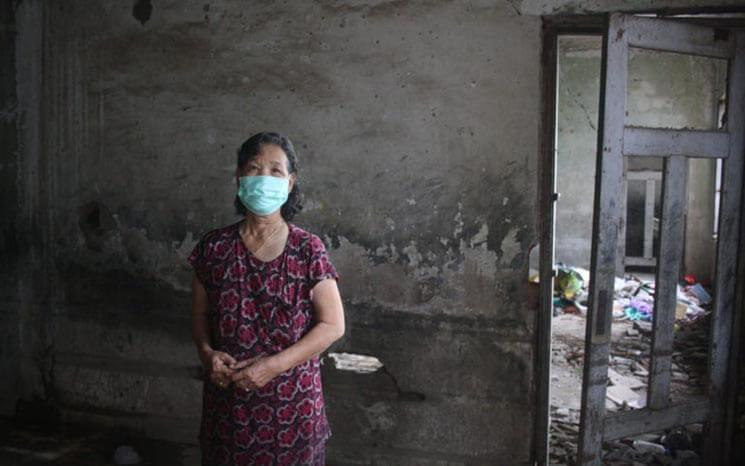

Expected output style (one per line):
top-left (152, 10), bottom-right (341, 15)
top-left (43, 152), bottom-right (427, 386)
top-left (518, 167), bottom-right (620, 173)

top-left (234, 132), bottom-right (303, 221)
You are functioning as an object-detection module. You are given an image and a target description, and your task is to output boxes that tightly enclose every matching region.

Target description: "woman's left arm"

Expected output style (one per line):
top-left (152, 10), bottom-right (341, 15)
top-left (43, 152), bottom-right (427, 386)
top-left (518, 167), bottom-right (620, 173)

top-left (230, 278), bottom-right (345, 388)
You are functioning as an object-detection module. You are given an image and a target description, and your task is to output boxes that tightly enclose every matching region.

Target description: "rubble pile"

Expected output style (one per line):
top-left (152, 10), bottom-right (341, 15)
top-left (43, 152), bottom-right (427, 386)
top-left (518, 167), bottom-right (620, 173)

top-left (550, 408), bottom-right (704, 466)
top-left (547, 266), bottom-right (713, 466)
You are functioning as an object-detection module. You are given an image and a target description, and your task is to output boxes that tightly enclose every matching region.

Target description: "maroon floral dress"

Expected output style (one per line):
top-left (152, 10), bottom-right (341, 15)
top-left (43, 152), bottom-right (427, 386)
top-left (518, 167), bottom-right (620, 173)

top-left (187, 221), bottom-right (339, 466)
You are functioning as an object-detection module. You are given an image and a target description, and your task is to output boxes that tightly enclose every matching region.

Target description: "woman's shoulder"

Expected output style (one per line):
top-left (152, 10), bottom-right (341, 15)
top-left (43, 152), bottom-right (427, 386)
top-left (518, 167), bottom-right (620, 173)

top-left (288, 223), bottom-right (326, 251)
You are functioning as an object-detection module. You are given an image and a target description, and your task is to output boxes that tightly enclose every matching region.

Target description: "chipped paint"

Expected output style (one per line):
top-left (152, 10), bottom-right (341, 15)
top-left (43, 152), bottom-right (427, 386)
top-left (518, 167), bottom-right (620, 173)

top-left (499, 226), bottom-right (521, 267)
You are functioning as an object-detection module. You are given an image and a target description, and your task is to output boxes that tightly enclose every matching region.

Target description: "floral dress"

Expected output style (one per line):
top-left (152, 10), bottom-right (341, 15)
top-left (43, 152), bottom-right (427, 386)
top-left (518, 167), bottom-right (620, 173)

top-left (187, 221), bottom-right (339, 466)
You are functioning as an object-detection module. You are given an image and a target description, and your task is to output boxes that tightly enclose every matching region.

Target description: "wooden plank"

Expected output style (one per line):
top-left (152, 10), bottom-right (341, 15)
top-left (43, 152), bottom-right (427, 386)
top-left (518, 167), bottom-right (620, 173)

top-left (535, 17), bottom-right (605, 466)
top-left (578, 13), bottom-right (627, 466)
top-left (604, 399), bottom-right (709, 441)
top-left (643, 178), bottom-right (656, 259)
top-left (723, 130), bottom-right (745, 465)
top-left (702, 31), bottom-right (745, 465)
top-left (623, 127), bottom-right (730, 159)
top-left (533, 22), bottom-right (560, 466)
top-left (625, 256), bottom-right (656, 267)
top-left (626, 170), bottom-right (662, 181)
top-left (623, 14), bottom-right (735, 59)
top-left (616, 157), bottom-right (628, 277)
top-left (648, 156), bottom-right (687, 410)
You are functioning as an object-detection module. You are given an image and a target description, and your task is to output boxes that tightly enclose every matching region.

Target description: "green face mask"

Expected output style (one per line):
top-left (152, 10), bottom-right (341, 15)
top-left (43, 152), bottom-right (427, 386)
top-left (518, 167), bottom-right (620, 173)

top-left (237, 175), bottom-right (289, 216)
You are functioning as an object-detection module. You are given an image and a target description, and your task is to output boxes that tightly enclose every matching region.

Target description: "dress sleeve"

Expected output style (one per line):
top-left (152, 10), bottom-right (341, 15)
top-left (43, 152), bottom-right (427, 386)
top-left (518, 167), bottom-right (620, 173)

top-left (308, 234), bottom-right (339, 288)
top-left (187, 236), bottom-right (208, 285)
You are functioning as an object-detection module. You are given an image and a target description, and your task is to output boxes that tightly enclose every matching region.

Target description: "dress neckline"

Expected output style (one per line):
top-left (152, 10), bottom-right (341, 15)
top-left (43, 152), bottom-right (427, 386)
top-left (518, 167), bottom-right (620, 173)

top-left (234, 220), bottom-right (293, 266)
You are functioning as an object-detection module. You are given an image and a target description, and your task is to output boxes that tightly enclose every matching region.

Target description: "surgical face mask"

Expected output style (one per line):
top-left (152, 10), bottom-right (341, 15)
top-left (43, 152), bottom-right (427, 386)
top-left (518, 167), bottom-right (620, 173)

top-left (237, 175), bottom-right (289, 216)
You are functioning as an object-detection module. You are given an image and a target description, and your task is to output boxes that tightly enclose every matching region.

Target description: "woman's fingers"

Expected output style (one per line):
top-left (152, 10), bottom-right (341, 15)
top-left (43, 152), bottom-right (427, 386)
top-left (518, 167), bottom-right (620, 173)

top-left (230, 367), bottom-right (249, 382)
top-left (211, 351), bottom-right (238, 374)
top-left (229, 356), bottom-right (259, 371)
top-left (206, 352), bottom-right (270, 389)
top-left (230, 366), bottom-right (271, 389)
top-left (214, 351), bottom-right (236, 366)
top-left (230, 367), bottom-right (262, 387)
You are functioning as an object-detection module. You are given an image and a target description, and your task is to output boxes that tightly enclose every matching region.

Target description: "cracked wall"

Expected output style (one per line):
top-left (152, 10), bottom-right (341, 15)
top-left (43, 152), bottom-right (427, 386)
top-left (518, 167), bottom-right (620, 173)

top-left (8, 0), bottom-right (741, 464)
top-left (11, 1), bottom-right (540, 463)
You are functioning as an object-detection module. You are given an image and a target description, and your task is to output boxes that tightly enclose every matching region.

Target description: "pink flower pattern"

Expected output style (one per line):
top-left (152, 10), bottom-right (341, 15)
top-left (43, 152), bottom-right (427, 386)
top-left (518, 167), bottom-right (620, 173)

top-left (188, 222), bottom-right (337, 466)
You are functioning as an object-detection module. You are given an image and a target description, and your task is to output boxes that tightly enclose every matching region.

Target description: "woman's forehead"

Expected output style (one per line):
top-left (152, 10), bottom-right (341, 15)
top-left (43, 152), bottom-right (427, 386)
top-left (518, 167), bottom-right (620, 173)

top-left (246, 144), bottom-right (288, 164)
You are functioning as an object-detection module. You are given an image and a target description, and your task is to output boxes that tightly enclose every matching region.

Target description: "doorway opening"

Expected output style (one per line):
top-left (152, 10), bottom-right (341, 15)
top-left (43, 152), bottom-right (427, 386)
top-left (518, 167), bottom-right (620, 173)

top-left (536, 12), bottom-right (744, 466)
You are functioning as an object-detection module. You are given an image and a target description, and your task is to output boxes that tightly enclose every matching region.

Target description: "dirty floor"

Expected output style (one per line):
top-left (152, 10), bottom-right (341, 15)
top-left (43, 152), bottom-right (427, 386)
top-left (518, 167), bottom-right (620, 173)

top-left (549, 306), bottom-right (709, 465)
top-left (0, 418), bottom-right (200, 466)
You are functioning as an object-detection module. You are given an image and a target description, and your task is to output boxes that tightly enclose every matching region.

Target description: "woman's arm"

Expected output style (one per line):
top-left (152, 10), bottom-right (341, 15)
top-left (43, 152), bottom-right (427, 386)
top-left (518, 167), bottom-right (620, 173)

top-left (192, 273), bottom-right (236, 386)
top-left (230, 278), bottom-right (345, 389)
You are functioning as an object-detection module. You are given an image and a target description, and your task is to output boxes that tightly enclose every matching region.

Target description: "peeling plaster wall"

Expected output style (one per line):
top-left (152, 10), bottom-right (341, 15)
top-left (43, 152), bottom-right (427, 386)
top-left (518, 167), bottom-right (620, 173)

top-left (518, 0), bottom-right (745, 15)
top-left (9, 0), bottom-right (742, 464)
top-left (13, 0), bottom-right (540, 463)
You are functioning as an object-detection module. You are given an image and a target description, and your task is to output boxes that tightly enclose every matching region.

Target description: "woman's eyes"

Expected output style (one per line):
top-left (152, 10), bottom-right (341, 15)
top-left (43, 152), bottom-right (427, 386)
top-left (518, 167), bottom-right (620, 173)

top-left (245, 166), bottom-right (284, 175)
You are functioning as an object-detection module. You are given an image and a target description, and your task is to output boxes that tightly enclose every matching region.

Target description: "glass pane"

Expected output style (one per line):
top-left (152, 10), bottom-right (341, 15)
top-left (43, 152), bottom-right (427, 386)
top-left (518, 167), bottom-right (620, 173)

top-left (627, 47), bottom-right (727, 130)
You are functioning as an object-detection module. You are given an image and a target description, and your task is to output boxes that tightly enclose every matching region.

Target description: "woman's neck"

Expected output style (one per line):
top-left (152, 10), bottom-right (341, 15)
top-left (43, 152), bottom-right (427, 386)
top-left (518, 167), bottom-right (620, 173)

top-left (241, 212), bottom-right (285, 237)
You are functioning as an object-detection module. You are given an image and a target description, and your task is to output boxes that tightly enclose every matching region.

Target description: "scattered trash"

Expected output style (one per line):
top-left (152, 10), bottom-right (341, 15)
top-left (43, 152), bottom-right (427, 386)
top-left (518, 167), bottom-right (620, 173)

top-left (548, 265), bottom-right (713, 466)
top-left (555, 265), bottom-right (585, 300)
top-left (633, 320), bottom-right (652, 335)
top-left (686, 283), bottom-right (712, 306)
top-left (548, 263), bottom-right (714, 325)
top-left (623, 298), bottom-right (653, 321)
top-left (632, 439), bottom-right (666, 455)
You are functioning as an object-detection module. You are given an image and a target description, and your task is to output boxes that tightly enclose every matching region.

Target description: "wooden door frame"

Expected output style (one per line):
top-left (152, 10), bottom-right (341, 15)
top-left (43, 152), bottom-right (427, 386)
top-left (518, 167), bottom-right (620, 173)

top-left (535, 10), bottom-right (745, 466)
top-left (535, 15), bottom-right (604, 466)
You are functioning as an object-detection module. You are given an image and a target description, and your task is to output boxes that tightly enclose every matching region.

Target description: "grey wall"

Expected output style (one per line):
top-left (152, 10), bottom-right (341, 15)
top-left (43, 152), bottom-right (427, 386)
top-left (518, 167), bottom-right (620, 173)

top-left (555, 36), bottom-right (601, 269)
top-left (0, 0), bottom-right (21, 415)
top-left (6, 0), bottom-right (742, 464)
top-left (11, 1), bottom-right (540, 464)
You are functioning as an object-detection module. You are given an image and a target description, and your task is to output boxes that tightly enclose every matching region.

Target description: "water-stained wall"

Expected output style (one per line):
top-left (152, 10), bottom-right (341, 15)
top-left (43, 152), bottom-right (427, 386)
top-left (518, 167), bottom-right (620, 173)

top-left (12, 1), bottom-right (540, 463)
top-left (7, 0), bottom-right (744, 464)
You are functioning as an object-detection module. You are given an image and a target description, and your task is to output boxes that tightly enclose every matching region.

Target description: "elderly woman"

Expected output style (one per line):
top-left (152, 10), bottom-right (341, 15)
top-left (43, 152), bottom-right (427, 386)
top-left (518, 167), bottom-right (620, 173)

top-left (188, 132), bottom-right (345, 466)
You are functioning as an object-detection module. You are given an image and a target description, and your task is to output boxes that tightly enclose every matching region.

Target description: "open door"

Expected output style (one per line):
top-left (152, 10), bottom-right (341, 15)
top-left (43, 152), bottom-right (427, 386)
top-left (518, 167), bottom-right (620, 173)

top-left (578, 13), bottom-right (745, 466)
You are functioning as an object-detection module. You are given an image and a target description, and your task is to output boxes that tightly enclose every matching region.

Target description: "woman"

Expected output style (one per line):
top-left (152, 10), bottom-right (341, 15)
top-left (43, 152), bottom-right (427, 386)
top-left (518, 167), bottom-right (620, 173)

top-left (188, 132), bottom-right (345, 466)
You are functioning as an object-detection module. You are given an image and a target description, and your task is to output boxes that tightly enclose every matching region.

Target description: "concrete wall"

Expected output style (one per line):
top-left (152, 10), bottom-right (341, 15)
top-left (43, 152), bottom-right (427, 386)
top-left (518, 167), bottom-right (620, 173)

top-left (6, 0), bottom-right (743, 464)
top-left (555, 36), bottom-right (601, 269)
top-left (0, 0), bottom-right (21, 416)
top-left (11, 1), bottom-right (540, 463)
top-left (555, 35), bottom-right (725, 279)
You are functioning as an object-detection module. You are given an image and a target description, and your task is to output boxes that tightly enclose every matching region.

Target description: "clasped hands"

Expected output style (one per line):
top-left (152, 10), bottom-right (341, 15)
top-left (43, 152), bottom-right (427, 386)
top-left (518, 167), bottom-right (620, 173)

top-left (205, 350), bottom-right (281, 391)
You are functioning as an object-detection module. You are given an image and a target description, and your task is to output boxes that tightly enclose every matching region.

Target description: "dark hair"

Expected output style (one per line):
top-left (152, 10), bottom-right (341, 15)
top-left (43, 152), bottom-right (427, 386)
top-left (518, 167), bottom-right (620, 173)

top-left (234, 131), bottom-right (303, 221)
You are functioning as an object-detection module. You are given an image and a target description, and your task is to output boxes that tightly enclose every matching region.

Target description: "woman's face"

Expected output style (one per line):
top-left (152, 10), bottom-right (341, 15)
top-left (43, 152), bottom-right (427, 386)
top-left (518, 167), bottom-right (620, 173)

top-left (235, 143), bottom-right (296, 192)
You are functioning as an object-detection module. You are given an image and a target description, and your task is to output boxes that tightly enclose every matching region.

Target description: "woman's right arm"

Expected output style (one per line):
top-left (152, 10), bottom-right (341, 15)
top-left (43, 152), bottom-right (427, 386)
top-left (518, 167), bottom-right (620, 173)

top-left (192, 273), bottom-right (235, 385)
top-left (191, 273), bottom-right (213, 366)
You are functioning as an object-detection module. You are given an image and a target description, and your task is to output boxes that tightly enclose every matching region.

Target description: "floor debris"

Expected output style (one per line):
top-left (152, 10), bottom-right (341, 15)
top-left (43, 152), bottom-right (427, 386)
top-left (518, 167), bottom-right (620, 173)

top-left (548, 268), bottom-right (711, 465)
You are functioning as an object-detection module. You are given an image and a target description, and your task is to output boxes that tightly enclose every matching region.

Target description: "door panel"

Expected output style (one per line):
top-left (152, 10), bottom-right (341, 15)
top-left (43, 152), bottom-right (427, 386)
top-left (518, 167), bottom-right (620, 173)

top-left (578, 13), bottom-right (744, 466)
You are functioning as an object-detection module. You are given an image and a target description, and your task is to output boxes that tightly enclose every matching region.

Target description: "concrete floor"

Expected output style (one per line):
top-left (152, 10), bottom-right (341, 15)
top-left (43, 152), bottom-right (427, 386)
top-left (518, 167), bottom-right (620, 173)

top-left (0, 418), bottom-right (200, 466)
